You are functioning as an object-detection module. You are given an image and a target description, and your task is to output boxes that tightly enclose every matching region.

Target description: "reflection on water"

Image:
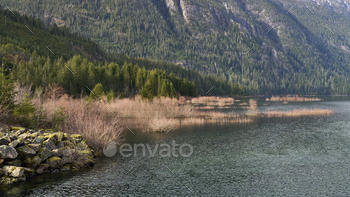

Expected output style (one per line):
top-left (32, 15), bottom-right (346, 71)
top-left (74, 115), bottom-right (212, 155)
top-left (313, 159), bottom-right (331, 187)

top-left (2, 97), bottom-right (350, 196)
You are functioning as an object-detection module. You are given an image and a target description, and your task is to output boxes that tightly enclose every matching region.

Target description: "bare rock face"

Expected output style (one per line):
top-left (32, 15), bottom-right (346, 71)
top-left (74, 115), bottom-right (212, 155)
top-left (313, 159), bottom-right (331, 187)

top-left (166, 0), bottom-right (177, 11)
top-left (0, 145), bottom-right (18, 159)
top-left (303, 0), bottom-right (350, 16)
top-left (180, 0), bottom-right (189, 22)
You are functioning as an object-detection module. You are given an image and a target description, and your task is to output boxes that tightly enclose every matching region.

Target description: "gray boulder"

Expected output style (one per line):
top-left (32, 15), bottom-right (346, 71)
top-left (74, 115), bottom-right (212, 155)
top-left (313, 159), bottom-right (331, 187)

top-left (36, 164), bottom-right (49, 174)
top-left (2, 165), bottom-right (25, 178)
top-left (27, 144), bottom-right (41, 152)
top-left (51, 149), bottom-right (62, 157)
top-left (23, 156), bottom-right (41, 169)
top-left (18, 134), bottom-right (32, 144)
top-left (46, 157), bottom-right (64, 169)
top-left (0, 145), bottom-right (18, 159)
top-left (9, 135), bottom-right (17, 142)
top-left (70, 134), bottom-right (83, 143)
top-left (24, 168), bottom-right (36, 177)
top-left (16, 145), bottom-right (36, 159)
top-left (0, 137), bottom-right (9, 145)
top-left (4, 159), bottom-right (21, 167)
top-left (9, 140), bottom-right (18, 148)
top-left (28, 129), bottom-right (36, 134)
top-left (38, 147), bottom-right (53, 162)
top-left (32, 137), bottom-right (43, 145)
top-left (43, 139), bottom-right (57, 151)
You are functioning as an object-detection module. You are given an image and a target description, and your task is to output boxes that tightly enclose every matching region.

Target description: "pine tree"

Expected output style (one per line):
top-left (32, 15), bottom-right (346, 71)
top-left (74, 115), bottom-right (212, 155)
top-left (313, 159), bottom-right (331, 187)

top-left (89, 83), bottom-right (105, 101)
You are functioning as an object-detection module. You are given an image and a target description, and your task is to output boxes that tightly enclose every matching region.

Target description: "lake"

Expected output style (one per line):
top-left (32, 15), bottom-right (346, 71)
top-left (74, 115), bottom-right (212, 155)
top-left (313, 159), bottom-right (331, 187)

top-left (2, 97), bottom-right (350, 196)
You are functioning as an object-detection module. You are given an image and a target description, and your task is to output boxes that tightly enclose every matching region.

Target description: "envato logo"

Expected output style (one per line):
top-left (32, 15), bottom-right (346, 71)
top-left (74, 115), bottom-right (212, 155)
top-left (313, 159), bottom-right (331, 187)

top-left (103, 140), bottom-right (193, 158)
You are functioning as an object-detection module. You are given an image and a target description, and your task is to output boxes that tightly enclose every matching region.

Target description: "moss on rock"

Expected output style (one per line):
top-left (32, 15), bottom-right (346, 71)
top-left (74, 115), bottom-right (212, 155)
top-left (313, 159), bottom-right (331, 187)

top-left (54, 132), bottom-right (64, 141)
top-left (70, 134), bottom-right (83, 143)
top-left (24, 168), bottom-right (35, 178)
top-left (4, 159), bottom-right (21, 167)
top-left (36, 164), bottom-right (49, 175)
top-left (62, 141), bottom-right (75, 149)
top-left (11, 127), bottom-right (25, 131)
top-left (60, 164), bottom-right (71, 172)
top-left (42, 139), bottom-right (57, 151)
top-left (38, 147), bottom-right (53, 162)
top-left (2, 165), bottom-right (25, 178)
top-left (1, 176), bottom-right (18, 185)
top-left (23, 156), bottom-right (41, 169)
top-left (46, 156), bottom-right (64, 169)
top-left (16, 145), bottom-right (36, 159)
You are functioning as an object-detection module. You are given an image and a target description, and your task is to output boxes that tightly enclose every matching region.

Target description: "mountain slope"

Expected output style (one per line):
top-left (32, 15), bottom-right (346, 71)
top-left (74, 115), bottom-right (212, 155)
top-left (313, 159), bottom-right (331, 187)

top-left (0, 6), bottom-right (244, 97)
top-left (2, 0), bottom-right (350, 95)
top-left (0, 6), bottom-right (106, 62)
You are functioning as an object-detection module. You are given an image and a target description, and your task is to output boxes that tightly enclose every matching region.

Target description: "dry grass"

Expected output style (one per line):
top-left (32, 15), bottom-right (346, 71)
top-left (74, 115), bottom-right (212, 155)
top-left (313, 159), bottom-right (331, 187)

top-left (266, 95), bottom-right (321, 102)
top-left (106, 95), bottom-right (188, 119)
top-left (181, 116), bottom-right (252, 125)
top-left (246, 99), bottom-right (258, 116)
top-left (104, 97), bottom-right (333, 132)
top-left (103, 96), bottom-right (252, 131)
top-left (41, 95), bottom-right (123, 151)
top-left (149, 117), bottom-right (178, 132)
top-left (260, 108), bottom-right (332, 117)
top-left (191, 96), bottom-right (234, 106)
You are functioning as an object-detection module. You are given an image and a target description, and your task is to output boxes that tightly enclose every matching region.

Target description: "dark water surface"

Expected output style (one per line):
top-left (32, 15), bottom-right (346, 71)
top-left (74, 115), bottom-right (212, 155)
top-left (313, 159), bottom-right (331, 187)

top-left (2, 97), bottom-right (350, 196)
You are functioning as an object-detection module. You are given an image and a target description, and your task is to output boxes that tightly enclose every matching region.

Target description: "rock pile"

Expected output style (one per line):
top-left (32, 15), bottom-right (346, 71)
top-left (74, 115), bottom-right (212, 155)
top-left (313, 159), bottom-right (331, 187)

top-left (0, 127), bottom-right (100, 185)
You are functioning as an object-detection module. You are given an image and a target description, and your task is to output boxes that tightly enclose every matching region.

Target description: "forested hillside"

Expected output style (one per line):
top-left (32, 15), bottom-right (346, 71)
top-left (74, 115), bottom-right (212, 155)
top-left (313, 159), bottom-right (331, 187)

top-left (0, 6), bottom-right (244, 98)
top-left (2, 0), bottom-right (350, 95)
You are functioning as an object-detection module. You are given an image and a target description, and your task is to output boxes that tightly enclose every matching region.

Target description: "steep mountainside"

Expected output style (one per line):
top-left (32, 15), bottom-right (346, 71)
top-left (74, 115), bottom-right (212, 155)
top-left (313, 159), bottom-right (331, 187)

top-left (0, 6), bottom-right (243, 97)
top-left (1, 0), bottom-right (350, 95)
top-left (303, 0), bottom-right (350, 16)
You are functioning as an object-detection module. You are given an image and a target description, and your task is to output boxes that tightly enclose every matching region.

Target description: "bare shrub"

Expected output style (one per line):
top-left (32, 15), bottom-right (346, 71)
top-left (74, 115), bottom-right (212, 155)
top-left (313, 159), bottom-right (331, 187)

top-left (191, 96), bottom-right (234, 106)
top-left (149, 117), bottom-right (177, 132)
top-left (13, 83), bottom-right (32, 104)
top-left (106, 95), bottom-right (188, 119)
top-left (42, 96), bottom-right (122, 151)
top-left (44, 83), bottom-right (65, 100)
top-left (246, 99), bottom-right (258, 116)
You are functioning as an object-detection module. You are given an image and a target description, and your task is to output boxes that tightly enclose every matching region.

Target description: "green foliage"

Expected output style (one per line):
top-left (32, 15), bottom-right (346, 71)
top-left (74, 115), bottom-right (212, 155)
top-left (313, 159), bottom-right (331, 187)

top-left (51, 107), bottom-right (66, 131)
top-left (0, 6), bottom-right (105, 62)
top-left (89, 83), bottom-right (105, 100)
top-left (106, 90), bottom-right (115, 102)
top-left (140, 80), bottom-right (154, 100)
top-left (0, 4), bottom-right (244, 98)
top-left (12, 94), bottom-right (36, 127)
top-left (0, 68), bottom-right (16, 111)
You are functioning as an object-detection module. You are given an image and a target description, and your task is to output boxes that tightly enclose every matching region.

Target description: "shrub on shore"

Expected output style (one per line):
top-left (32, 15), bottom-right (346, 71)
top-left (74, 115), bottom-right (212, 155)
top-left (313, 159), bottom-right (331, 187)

top-left (1, 83), bottom-right (122, 151)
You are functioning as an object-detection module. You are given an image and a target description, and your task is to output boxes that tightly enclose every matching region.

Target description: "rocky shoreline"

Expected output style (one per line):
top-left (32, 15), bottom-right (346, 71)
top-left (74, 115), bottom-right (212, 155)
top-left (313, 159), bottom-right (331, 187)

top-left (0, 127), bottom-right (100, 186)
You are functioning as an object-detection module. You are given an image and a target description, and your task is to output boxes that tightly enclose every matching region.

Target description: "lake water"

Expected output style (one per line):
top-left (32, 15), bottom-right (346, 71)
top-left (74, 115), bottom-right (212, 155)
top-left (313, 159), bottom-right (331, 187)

top-left (2, 97), bottom-right (350, 196)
